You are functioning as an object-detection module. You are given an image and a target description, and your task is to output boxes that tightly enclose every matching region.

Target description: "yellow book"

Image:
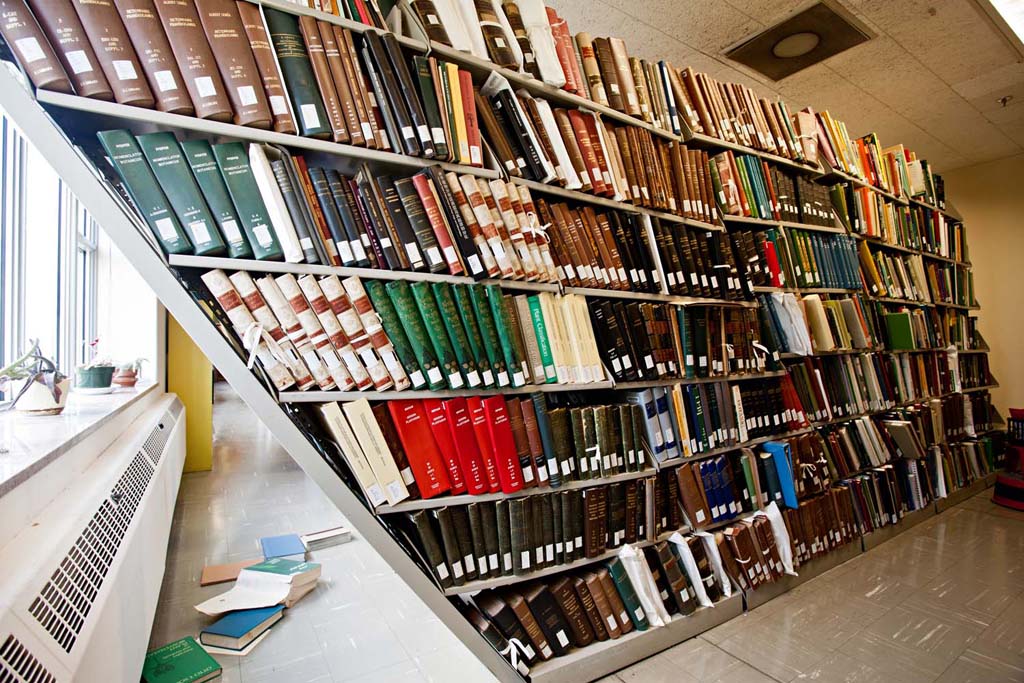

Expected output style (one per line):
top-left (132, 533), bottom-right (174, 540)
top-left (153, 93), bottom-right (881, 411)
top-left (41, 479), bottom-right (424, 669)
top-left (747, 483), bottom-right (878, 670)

top-left (446, 62), bottom-right (470, 164)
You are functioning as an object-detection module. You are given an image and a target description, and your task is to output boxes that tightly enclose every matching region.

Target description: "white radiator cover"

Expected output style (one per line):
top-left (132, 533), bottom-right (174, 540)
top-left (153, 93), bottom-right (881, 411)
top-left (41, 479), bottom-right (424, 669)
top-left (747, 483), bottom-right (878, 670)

top-left (0, 394), bottom-right (185, 682)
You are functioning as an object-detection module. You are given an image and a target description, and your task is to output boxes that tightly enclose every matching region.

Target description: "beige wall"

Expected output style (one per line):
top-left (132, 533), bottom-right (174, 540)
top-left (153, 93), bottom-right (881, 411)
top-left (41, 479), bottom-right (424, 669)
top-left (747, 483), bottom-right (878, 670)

top-left (944, 154), bottom-right (1024, 418)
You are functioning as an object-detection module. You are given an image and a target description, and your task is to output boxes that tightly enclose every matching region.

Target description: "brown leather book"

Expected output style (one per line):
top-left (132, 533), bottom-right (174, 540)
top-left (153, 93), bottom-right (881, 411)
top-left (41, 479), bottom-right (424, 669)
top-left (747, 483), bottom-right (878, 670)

top-left (582, 486), bottom-right (607, 558)
top-left (629, 57), bottom-right (652, 123)
top-left (550, 576), bottom-right (595, 648)
top-left (318, 20), bottom-right (363, 146)
top-left (110, 0), bottom-right (191, 112)
top-left (716, 531), bottom-right (746, 589)
top-left (502, 590), bottom-right (553, 660)
top-left (473, 0), bottom-right (515, 69)
top-left (474, 591), bottom-right (538, 664)
top-left (688, 536), bottom-right (721, 602)
top-left (71, 0), bottom-right (153, 105)
top-left (552, 108), bottom-right (591, 192)
top-left (592, 37), bottom-right (622, 112)
top-left (681, 67), bottom-right (714, 137)
top-left (236, 1), bottom-right (294, 133)
top-left (594, 566), bottom-right (633, 634)
top-left (522, 583), bottom-right (571, 657)
top-left (25, 0), bottom-right (110, 97)
top-left (296, 14), bottom-right (347, 143)
top-left (582, 571), bottom-right (621, 639)
top-left (152, 0), bottom-right (231, 120)
top-left (410, 0), bottom-right (450, 46)
top-left (574, 32), bottom-right (607, 106)
top-left (675, 462), bottom-right (712, 528)
top-left (571, 575), bottom-right (608, 641)
top-left (607, 37), bottom-right (639, 117)
top-left (475, 91), bottom-right (521, 177)
top-left (502, 1), bottom-right (538, 79)
top-left (195, 0), bottom-right (270, 127)
top-left (566, 110), bottom-right (606, 195)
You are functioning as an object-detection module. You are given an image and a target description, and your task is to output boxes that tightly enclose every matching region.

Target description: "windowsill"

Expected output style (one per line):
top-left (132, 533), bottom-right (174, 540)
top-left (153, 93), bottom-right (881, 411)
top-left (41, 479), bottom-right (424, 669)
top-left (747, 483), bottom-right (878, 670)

top-left (0, 381), bottom-right (160, 498)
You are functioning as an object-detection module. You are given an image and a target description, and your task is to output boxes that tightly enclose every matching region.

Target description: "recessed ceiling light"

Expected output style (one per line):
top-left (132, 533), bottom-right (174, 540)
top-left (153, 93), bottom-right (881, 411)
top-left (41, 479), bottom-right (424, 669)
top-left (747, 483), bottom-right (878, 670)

top-left (773, 32), bottom-right (821, 58)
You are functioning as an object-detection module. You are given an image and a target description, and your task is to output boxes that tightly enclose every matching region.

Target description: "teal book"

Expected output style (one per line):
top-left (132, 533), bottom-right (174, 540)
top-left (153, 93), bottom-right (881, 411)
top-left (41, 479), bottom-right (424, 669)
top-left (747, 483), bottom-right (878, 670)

top-left (263, 8), bottom-right (331, 138)
top-left (364, 280), bottom-right (428, 389)
top-left (142, 636), bottom-right (221, 683)
top-left (467, 284), bottom-right (509, 387)
top-left (605, 557), bottom-right (649, 631)
top-left (451, 284), bottom-right (494, 387)
top-left (210, 142), bottom-right (284, 261)
top-left (485, 284), bottom-right (526, 387)
top-left (199, 605), bottom-right (283, 650)
top-left (180, 139), bottom-right (252, 259)
top-left (431, 282), bottom-right (481, 387)
top-left (136, 132), bottom-right (227, 256)
top-left (96, 130), bottom-right (192, 255)
top-left (526, 295), bottom-right (556, 383)
top-left (676, 306), bottom-right (695, 379)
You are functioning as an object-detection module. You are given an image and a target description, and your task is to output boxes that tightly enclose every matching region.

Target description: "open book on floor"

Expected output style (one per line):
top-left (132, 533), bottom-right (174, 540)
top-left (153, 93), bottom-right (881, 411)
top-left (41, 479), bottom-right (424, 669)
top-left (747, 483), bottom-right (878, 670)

top-left (194, 558), bottom-right (321, 616)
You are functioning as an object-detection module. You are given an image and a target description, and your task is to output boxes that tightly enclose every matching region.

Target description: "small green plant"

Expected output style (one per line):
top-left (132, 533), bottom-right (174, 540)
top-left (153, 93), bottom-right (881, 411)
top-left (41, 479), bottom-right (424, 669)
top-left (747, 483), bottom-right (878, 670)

top-left (0, 340), bottom-right (67, 410)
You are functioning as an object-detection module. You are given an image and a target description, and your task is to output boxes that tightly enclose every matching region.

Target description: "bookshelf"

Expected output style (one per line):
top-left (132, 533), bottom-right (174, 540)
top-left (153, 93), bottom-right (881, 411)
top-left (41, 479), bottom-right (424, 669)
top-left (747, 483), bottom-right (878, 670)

top-left (0, 0), bottom-right (1004, 681)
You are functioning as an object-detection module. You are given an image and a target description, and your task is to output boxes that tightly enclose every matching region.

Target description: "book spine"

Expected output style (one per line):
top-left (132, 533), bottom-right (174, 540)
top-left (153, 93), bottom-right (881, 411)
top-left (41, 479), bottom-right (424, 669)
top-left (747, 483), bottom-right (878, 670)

top-left (338, 275), bottom-right (411, 390)
top-left (410, 280), bottom-right (464, 390)
top-left (384, 280), bottom-right (445, 390)
top-left (262, 7), bottom-right (330, 137)
top-left (180, 139), bottom-right (251, 259)
top-left (296, 13), bottom-right (348, 142)
top-left (209, 141), bottom-right (284, 260)
top-left (236, 0), bottom-right (295, 133)
top-left (73, 0), bottom-right (157, 105)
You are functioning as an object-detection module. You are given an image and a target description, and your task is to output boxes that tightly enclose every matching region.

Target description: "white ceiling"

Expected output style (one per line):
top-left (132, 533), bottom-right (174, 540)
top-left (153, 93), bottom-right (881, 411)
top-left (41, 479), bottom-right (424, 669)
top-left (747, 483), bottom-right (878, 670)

top-left (552, 0), bottom-right (1024, 172)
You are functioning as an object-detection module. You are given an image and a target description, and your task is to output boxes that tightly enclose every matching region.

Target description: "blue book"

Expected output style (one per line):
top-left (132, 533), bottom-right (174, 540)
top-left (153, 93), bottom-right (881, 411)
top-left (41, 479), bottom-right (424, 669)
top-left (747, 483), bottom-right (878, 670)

top-left (199, 605), bottom-right (284, 650)
top-left (259, 534), bottom-right (306, 560)
top-left (762, 441), bottom-right (799, 509)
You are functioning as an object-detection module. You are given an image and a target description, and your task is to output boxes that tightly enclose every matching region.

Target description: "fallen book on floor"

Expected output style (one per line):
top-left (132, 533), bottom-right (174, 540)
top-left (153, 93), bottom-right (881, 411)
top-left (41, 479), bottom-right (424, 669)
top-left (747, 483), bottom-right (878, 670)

top-left (199, 605), bottom-right (284, 651)
top-left (194, 558), bottom-right (322, 615)
top-left (301, 526), bottom-right (353, 550)
top-left (200, 629), bottom-right (273, 657)
top-left (259, 533), bottom-right (308, 560)
top-left (199, 558), bottom-right (263, 586)
top-left (142, 636), bottom-right (222, 683)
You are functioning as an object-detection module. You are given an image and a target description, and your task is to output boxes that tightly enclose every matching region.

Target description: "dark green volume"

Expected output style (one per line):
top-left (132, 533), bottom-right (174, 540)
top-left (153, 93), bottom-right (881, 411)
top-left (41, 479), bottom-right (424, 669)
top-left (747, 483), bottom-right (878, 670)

top-left (412, 56), bottom-right (449, 160)
top-left (384, 280), bottom-right (445, 390)
top-left (486, 284), bottom-right (526, 387)
top-left (606, 557), bottom-right (649, 630)
top-left (431, 283), bottom-right (481, 388)
top-left (180, 140), bottom-right (252, 259)
top-left (467, 284), bottom-right (508, 387)
top-left (263, 7), bottom-right (331, 139)
top-left (451, 285), bottom-right (494, 387)
top-left (532, 393), bottom-right (562, 489)
top-left (364, 280), bottom-right (427, 389)
top-left (210, 142), bottom-right (284, 261)
top-left (410, 281), bottom-right (463, 390)
top-left (96, 130), bottom-right (192, 255)
top-left (136, 132), bottom-right (226, 256)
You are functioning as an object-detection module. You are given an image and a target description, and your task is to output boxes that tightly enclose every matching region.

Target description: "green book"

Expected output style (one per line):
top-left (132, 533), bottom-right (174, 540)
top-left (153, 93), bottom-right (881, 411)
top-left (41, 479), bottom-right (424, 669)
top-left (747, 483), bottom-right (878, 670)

top-left (136, 132), bottom-right (227, 256)
top-left (619, 405), bottom-right (636, 472)
top-left (569, 407), bottom-right (590, 480)
top-left (884, 312), bottom-right (916, 350)
top-left (630, 404), bottom-right (647, 471)
top-left (180, 140), bottom-right (252, 259)
top-left (583, 407), bottom-right (600, 477)
top-left (210, 142), bottom-right (284, 261)
top-left (142, 637), bottom-right (221, 683)
top-left (384, 280), bottom-right (445, 390)
top-left (410, 281), bottom-right (463, 389)
top-left (96, 130), bottom-right (192, 255)
top-left (451, 285), bottom-right (494, 387)
top-left (364, 280), bottom-right (427, 389)
top-left (412, 56), bottom-right (449, 160)
top-left (605, 557), bottom-right (649, 631)
top-left (430, 282), bottom-right (481, 387)
top-left (263, 7), bottom-right (331, 138)
top-left (676, 307), bottom-right (695, 379)
top-left (503, 295), bottom-right (532, 386)
top-left (467, 284), bottom-right (509, 387)
top-left (486, 285), bottom-right (526, 387)
top-left (526, 295), bottom-right (556, 383)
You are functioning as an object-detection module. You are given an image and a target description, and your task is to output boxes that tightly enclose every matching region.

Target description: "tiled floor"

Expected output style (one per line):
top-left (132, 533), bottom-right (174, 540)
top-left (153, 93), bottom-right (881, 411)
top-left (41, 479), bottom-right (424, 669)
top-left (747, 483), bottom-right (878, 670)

top-left (151, 385), bottom-right (1024, 682)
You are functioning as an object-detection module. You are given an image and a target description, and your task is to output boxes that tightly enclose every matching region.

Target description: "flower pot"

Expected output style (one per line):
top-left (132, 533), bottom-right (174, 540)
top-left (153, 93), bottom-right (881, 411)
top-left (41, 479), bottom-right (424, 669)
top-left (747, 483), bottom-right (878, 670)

top-left (15, 377), bottom-right (71, 415)
top-left (112, 368), bottom-right (138, 389)
top-left (76, 366), bottom-right (115, 394)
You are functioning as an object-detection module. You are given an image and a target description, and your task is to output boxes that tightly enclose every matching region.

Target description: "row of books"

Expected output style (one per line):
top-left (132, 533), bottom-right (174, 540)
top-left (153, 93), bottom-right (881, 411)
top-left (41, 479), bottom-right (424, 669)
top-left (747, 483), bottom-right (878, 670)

top-left (759, 294), bottom-right (872, 357)
top-left (918, 211), bottom-right (967, 261)
top-left (882, 309), bottom-right (943, 350)
top-left (716, 153), bottom-right (832, 227)
top-left (743, 230), bottom-right (860, 292)
top-left (832, 186), bottom-right (915, 244)
top-left (858, 243), bottom-right (931, 302)
top-left (650, 223), bottom-right (747, 301)
top-left (925, 263), bottom-right (975, 307)
top-left (788, 354), bottom-right (900, 425)
top-left (959, 355), bottom-right (993, 391)
top-left (943, 439), bottom-right (997, 491)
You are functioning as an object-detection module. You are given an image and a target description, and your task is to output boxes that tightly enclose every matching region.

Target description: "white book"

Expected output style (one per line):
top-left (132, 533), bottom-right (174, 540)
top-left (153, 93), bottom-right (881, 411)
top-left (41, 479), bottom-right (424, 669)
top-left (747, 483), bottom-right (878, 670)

top-left (342, 399), bottom-right (410, 505)
top-left (315, 403), bottom-right (386, 508)
top-left (248, 143), bottom-right (304, 263)
top-left (514, 0), bottom-right (566, 87)
top-left (454, 0), bottom-right (489, 59)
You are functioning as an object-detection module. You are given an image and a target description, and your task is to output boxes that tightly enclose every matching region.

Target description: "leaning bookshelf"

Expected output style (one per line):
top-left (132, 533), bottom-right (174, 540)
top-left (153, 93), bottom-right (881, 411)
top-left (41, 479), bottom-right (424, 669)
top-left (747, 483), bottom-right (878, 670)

top-left (0, 0), bottom-right (1004, 681)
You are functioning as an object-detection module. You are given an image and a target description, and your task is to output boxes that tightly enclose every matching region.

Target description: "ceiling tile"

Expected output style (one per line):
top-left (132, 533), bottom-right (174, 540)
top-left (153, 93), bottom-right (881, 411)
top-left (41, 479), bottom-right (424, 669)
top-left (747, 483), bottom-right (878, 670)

top-left (600, 0), bottom-right (762, 53)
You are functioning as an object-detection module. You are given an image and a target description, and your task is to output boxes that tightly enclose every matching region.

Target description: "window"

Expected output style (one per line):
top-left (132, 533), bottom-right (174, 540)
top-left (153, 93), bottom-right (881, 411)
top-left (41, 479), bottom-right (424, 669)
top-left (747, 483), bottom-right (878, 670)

top-left (0, 110), bottom-right (98, 400)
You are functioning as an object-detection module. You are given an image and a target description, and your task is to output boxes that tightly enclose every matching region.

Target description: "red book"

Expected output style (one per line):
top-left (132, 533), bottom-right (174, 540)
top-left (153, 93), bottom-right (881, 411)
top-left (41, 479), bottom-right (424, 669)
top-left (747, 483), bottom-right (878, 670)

top-left (411, 172), bottom-right (462, 275)
top-left (545, 7), bottom-right (580, 95)
top-left (481, 396), bottom-right (526, 493)
top-left (763, 238), bottom-right (783, 288)
top-left (459, 70), bottom-right (482, 168)
top-left (581, 112), bottom-right (614, 197)
top-left (441, 397), bottom-right (490, 494)
top-left (387, 400), bottom-right (451, 498)
top-left (567, 110), bottom-right (607, 195)
top-left (422, 398), bottom-right (467, 494)
top-left (465, 396), bottom-right (501, 492)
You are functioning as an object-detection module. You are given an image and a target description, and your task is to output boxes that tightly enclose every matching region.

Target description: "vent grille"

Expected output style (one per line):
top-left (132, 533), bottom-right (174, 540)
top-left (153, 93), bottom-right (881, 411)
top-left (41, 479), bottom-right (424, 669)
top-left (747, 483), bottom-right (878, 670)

top-left (28, 408), bottom-right (174, 653)
top-left (0, 635), bottom-right (55, 683)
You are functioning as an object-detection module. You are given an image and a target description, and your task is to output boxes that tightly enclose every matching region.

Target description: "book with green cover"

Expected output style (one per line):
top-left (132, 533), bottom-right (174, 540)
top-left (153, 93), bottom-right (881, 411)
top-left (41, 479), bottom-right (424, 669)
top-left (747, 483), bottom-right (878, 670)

top-left (430, 282), bottom-right (481, 387)
top-left (884, 312), bottom-right (916, 350)
top-left (527, 295), bottom-right (556, 383)
top-left (531, 393), bottom-right (561, 488)
top-left (364, 280), bottom-right (427, 389)
top-left (97, 130), bottom-right (192, 255)
top-left (413, 56), bottom-right (449, 160)
top-left (136, 132), bottom-right (227, 257)
top-left (263, 7), bottom-right (331, 138)
top-left (569, 408), bottom-right (590, 480)
top-left (485, 285), bottom-right (526, 387)
top-left (142, 636), bottom-right (221, 683)
top-left (630, 405), bottom-right (647, 470)
top-left (180, 140), bottom-right (252, 259)
top-left (451, 285), bottom-right (494, 387)
top-left (605, 557), bottom-right (649, 631)
top-left (676, 306), bottom-right (695, 379)
top-left (210, 142), bottom-right (284, 261)
top-left (503, 295), bottom-right (532, 385)
top-left (409, 281), bottom-right (463, 389)
top-left (467, 284), bottom-right (509, 387)
top-left (384, 280), bottom-right (445, 390)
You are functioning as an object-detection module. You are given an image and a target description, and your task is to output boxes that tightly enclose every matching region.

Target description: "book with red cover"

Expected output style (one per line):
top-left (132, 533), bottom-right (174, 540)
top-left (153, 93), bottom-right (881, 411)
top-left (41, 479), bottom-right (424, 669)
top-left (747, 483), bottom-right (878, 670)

top-left (763, 238), bottom-right (782, 288)
top-left (411, 172), bottom-right (462, 275)
top-left (422, 398), bottom-right (467, 494)
top-left (466, 396), bottom-right (501, 492)
top-left (387, 400), bottom-right (451, 498)
top-left (567, 110), bottom-right (607, 195)
top-left (441, 397), bottom-right (491, 495)
top-left (481, 396), bottom-right (526, 494)
top-left (459, 70), bottom-right (482, 168)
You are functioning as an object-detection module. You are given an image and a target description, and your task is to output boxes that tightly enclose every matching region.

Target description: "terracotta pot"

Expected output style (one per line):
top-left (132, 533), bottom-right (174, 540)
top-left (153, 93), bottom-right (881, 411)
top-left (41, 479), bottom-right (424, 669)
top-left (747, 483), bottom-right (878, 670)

top-left (14, 377), bottom-right (71, 415)
top-left (113, 368), bottom-right (138, 389)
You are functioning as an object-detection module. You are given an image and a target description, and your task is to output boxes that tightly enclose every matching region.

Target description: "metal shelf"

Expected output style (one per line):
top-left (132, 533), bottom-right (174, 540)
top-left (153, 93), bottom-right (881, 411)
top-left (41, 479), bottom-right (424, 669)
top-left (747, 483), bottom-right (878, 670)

top-left (721, 214), bottom-right (846, 234)
top-left (278, 380), bottom-right (615, 403)
top-left (565, 286), bottom-right (757, 308)
top-left (681, 129), bottom-right (821, 176)
top-left (655, 426), bottom-right (815, 470)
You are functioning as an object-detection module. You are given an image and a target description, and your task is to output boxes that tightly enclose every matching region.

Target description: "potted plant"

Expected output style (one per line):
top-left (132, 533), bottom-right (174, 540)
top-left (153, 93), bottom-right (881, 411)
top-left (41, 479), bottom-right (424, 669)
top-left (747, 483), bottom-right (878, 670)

top-left (0, 340), bottom-right (70, 414)
top-left (77, 338), bottom-right (116, 394)
top-left (112, 358), bottom-right (146, 389)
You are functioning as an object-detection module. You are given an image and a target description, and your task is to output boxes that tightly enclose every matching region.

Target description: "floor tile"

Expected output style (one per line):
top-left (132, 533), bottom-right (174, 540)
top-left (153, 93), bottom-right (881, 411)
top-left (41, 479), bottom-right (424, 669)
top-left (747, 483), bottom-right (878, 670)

top-left (794, 651), bottom-right (896, 683)
top-left (933, 648), bottom-right (1024, 683)
top-left (716, 618), bottom-right (832, 682)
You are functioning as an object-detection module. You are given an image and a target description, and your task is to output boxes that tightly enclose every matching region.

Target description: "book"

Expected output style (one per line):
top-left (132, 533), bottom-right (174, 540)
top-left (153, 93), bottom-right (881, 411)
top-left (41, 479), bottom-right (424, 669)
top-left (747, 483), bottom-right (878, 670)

top-left (236, 0), bottom-right (295, 133)
top-left (152, 0), bottom-right (232, 119)
top-left (199, 558), bottom-right (261, 586)
top-left (142, 637), bottom-right (221, 683)
top-left (259, 533), bottom-right (307, 561)
top-left (263, 7), bottom-right (331, 138)
top-left (72, 0), bottom-right (154, 106)
top-left (199, 605), bottom-right (283, 650)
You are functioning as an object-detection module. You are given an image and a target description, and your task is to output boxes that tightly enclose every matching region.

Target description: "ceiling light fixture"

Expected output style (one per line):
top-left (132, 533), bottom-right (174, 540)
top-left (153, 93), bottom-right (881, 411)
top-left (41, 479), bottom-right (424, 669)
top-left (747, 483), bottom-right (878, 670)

top-left (772, 32), bottom-right (821, 58)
